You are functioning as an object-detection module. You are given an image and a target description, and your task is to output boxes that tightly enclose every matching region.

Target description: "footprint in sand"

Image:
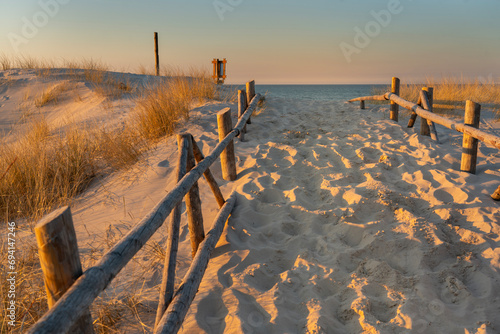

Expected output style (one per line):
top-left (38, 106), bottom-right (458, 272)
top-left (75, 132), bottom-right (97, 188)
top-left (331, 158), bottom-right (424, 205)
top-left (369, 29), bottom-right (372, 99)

top-left (232, 289), bottom-right (272, 332)
top-left (433, 187), bottom-right (469, 204)
top-left (196, 288), bottom-right (229, 333)
top-left (243, 264), bottom-right (279, 292)
top-left (217, 254), bottom-right (241, 288)
top-left (361, 283), bottom-right (399, 323)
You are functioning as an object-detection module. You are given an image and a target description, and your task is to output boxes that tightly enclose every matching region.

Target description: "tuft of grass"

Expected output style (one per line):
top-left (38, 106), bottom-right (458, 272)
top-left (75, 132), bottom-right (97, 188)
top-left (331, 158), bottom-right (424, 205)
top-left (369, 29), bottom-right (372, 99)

top-left (16, 55), bottom-right (39, 69)
top-left (92, 79), bottom-right (131, 100)
top-left (81, 59), bottom-right (107, 84)
top-left (134, 69), bottom-right (217, 140)
top-left (135, 82), bottom-right (190, 140)
top-left (137, 64), bottom-right (154, 76)
top-left (1, 54), bottom-right (12, 70)
top-left (34, 84), bottom-right (66, 107)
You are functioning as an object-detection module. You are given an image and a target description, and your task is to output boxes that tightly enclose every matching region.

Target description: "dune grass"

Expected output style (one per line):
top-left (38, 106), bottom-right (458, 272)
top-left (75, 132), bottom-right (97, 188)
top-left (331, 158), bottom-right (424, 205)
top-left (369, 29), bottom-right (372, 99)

top-left (134, 68), bottom-right (218, 140)
top-left (373, 77), bottom-right (500, 117)
top-left (0, 118), bottom-right (147, 222)
top-left (0, 239), bottom-right (47, 333)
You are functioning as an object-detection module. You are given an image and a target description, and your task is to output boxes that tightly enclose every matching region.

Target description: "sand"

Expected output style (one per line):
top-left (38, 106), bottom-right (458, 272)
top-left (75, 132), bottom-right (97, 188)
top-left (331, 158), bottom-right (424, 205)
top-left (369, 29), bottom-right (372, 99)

top-left (178, 98), bottom-right (500, 334)
top-left (2, 70), bottom-right (499, 333)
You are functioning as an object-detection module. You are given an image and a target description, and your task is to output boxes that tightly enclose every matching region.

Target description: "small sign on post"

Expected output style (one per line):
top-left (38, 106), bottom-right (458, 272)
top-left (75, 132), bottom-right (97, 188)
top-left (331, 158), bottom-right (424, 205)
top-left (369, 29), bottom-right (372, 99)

top-left (212, 58), bottom-right (227, 84)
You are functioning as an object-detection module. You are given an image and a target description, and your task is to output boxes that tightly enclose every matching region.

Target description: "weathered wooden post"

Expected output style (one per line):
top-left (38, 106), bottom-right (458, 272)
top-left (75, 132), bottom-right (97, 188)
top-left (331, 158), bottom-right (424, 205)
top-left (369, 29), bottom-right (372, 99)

top-left (492, 185), bottom-right (500, 201)
top-left (407, 95), bottom-right (421, 128)
top-left (154, 32), bottom-right (160, 76)
top-left (246, 80), bottom-right (255, 124)
top-left (461, 100), bottom-right (481, 174)
top-left (390, 77), bottom-right (400, 121)
top-left (35, 207), bottom-right (94, 334)
top-left (217, 107), bottom-right (237, 180)
top-left (419, 90), bottom-right (439, 143)
top-left (155, 136), bottom-right (189, 329)
top-left (190, 136), bottom-right (225, 208)
top-left (360, 100), bottom-right (365, 110)
top-left (180, 134), bottom-right (205, 257)
top-left (238, 90), bottom-right (247, 140)
top-left (420, 87), bottom-right (433, 136)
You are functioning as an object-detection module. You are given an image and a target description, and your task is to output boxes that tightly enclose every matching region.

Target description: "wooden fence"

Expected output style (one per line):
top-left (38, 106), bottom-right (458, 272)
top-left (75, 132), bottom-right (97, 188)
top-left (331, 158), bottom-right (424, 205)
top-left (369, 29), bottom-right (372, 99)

top-left (29, 81), bottom-right (263, 334)
top-left (348, 77), bottom-right (500, 201)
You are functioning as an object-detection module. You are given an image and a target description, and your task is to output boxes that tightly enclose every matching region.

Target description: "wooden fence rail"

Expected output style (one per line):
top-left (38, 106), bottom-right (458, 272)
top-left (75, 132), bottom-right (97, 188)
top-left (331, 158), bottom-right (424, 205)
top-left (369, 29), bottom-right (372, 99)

top-left (29, 81), bottom-right (263, 334)
top-left (348, 77), bottom-right (500, 200)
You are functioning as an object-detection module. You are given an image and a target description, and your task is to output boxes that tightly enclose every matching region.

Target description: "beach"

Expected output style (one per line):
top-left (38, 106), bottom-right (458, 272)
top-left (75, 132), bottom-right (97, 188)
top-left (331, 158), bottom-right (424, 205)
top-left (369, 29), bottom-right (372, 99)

top-left (2, 70), bottom-right (499, 333)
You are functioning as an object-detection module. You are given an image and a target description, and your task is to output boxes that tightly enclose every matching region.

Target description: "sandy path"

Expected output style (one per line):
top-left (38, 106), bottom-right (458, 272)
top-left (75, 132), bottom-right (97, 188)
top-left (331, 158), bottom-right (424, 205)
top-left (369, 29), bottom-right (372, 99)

top-left (180, 98), bottom-right (500, 333)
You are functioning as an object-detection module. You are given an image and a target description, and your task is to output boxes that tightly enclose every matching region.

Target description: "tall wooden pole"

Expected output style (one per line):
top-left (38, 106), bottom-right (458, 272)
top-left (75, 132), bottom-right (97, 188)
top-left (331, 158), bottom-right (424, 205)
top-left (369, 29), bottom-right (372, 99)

top-left (154, 32), bottom-right (160, 76)
top-left (35, 207), bottom-right (94, 334)
top-left (390, 77), bottom-right (400, 122)
top-left (461, 100), bottom-right (481, 174)
top-left (217, 107), bottom-right (237, 181)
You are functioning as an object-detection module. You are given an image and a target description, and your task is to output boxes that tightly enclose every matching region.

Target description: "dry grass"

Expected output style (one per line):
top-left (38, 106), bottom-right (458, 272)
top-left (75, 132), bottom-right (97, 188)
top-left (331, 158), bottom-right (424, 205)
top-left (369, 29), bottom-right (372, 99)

top-left (373, 77), bottom-right (500, 117)
top-left (0, 240), bottom-right (48, 333)
top-left (34, 83), bottom-right (66, 107)
top-left (0, 118), bottom-right (147, 222)
top-left (0, 54), bottom-right (12, 71)
top-left (134, 68), bottom-right (217, 140)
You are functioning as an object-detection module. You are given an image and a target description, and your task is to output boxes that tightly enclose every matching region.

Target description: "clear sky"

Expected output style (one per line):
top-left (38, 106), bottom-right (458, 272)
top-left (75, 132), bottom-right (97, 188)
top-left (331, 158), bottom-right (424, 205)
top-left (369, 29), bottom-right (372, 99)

top-left (1, 0), bottom-right (499, 84)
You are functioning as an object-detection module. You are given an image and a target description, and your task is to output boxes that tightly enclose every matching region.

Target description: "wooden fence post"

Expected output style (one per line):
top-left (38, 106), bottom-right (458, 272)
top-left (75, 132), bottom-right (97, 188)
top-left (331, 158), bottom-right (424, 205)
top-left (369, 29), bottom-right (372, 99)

top-left (238, 90), bottom-right (247, 140)
top-left (420, 87), bottom-right (433, 136)
top-left (35, 207), bottom-right (94, 334)
top-left (360, 100), bottom-right (365, 110)
top-left (419, 90), bottom-right (439, 143)
top-left (407, 95), bottom-right (421, 128)
top-left (246, 80), bottom-right (255, 124)
top-left (180, 134), bottom-right (205, 258)
top-left (461, 100), bottom-right (481, 174)
top-left (390, 77), bottom-right (400, 121)
top-left (217, 108), bottom-right (237, 181)
top-left (155, 138), bottom-right (189, 329)
top-left (154, 32), bottom-right (160, 76)
top-left (191, 136), bottom-right (225, 208)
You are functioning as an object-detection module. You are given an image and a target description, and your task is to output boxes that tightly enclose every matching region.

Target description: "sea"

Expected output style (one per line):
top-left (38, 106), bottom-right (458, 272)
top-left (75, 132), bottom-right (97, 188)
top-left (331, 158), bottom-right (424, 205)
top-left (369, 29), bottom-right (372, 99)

top-left (226, 84), bottom-right (388, 102)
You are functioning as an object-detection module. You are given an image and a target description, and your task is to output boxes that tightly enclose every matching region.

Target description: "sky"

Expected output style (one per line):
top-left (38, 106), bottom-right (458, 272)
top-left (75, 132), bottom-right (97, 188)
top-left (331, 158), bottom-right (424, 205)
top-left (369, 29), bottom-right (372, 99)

top-left (0, 0), bottom-right (499, 84)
